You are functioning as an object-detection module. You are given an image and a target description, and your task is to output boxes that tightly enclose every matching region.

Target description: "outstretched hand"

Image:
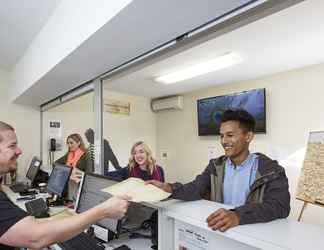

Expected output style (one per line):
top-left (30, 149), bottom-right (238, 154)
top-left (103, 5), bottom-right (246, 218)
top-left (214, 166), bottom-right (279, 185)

top-left (206, 208), bottom-right (240, 232)
top-left (145, 180), bottom-right (172, 193)
top-left (99, 195), bottom-right (131, 219)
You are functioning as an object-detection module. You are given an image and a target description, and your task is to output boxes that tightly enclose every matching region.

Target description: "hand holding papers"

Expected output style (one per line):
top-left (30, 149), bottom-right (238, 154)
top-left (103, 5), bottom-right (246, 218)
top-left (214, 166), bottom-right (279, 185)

top-left (102, 177), bottom-right (171, 202)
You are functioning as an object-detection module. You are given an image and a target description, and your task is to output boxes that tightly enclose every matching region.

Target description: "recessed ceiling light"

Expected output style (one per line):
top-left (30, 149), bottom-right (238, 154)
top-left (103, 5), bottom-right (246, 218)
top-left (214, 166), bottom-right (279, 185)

top-left (154, 52), bottom-right (243, 84)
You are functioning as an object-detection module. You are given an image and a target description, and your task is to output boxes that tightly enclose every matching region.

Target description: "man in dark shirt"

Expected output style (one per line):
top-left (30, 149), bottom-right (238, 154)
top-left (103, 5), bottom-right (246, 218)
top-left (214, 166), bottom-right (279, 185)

top-left (0, 192), bottom-right (27, 250)
top-left (0, 121), bottom-right (130, 249)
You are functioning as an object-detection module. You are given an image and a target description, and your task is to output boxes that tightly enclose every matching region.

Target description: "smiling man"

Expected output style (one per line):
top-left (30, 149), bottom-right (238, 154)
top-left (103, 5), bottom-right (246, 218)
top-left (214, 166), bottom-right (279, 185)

top-left (148, 109), bottom-right (290, 232)
top-left (0, 121), bottom-right (129, 250)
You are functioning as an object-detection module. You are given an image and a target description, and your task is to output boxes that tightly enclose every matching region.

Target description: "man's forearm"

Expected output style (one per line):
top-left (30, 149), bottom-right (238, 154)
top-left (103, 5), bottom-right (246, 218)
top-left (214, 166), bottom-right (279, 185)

top-left (171, 163), bottom-right (213, 201)
top-left (234, 199), bottom-right (289, 225)
top-left (36, 206), bottom-right (105, 245)
top-left (1, 206), bottom-right (105, 249)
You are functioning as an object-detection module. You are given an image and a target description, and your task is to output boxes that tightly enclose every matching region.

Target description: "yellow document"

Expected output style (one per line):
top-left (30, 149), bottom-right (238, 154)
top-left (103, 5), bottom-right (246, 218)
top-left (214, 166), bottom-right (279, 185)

top-left (102, 177), bottom-right (171, 202)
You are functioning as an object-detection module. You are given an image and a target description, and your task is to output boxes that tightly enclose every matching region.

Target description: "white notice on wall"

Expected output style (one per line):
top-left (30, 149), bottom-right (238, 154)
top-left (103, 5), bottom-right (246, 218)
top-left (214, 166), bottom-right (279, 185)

top-left (48, 120), bottom-right (62, 138)
top-left (161, 149), bottom-right (169, 160)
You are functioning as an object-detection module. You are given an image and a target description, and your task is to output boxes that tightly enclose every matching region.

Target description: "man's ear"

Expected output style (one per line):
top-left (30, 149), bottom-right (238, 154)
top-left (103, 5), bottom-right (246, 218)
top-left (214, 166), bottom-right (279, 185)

top-left (246, 131), bottom-right (254, 143)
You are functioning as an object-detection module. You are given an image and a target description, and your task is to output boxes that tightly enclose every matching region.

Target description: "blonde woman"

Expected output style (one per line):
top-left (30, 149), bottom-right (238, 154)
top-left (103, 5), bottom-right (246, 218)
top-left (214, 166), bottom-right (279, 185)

top-left (107, 141), bottom-right (164, 182)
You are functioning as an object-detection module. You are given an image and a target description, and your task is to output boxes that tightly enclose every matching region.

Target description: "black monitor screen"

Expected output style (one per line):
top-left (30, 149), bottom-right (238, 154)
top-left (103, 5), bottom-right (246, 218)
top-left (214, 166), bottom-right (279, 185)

top-left (197, 88), bottom-right (266, 135)
top-left (26, 157), bottom-right (42, 184)
top-left (47, 164), bottom-right (72, 197)
top-left (76, 174), bottom-right (120, 233)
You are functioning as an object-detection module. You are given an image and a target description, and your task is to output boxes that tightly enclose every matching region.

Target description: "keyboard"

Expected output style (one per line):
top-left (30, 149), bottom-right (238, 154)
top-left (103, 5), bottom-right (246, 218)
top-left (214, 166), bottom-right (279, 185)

top-left (58, 232), bottom-right (104, 250)
top-left (9, 182), bottom-right (28, 193)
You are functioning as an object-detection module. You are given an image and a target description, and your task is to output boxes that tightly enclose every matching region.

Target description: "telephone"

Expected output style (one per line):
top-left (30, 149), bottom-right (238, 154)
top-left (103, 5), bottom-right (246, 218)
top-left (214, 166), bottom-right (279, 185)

top-left (49, 138), bottom-right (56, 166)
top-left (50, 138), bottom-right (56, 152)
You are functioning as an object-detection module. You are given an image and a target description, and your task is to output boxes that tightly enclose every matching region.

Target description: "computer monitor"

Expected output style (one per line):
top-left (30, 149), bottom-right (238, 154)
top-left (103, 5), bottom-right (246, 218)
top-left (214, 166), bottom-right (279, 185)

top-left (26, 156), bottom-right (42, 186)
top-left (47, 163), bottom-right (72, 198)
top-left (75, 173), bottom-right (156, 239)
top-left (75, 173), bottom-right (121, 234)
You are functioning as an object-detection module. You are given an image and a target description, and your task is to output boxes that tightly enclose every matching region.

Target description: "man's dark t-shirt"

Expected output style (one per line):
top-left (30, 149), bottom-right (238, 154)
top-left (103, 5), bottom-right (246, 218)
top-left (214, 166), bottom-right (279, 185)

top-left (0, 191), bottom-right (28, 250)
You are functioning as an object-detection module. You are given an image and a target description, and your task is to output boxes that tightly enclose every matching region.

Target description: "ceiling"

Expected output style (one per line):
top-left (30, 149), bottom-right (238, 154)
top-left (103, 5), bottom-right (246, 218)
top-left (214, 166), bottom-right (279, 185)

top-left (14, 0), bottom-right (262, 106)
top-left (1, 0), bottom-right (317, 106)
top-left (0, 0), bottom-right (61, 70)
top-left (104, 0), bottom-right (324, 98)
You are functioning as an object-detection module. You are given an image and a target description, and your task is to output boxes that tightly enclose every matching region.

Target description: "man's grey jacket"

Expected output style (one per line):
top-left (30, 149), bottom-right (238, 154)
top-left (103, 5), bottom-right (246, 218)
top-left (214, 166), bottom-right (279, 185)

top-left (171, 153), bottom-right (291, 224)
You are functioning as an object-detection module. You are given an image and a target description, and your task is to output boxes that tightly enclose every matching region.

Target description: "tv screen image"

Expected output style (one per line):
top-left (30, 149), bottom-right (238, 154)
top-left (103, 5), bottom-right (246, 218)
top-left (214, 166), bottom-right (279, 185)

top-left (197, 88), bottom-right (266, 135)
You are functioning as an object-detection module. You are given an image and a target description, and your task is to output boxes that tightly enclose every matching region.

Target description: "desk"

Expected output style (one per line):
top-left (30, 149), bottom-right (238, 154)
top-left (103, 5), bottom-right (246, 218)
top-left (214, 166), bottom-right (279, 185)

top-left (157, 199), bottom-right (324, 250)
top-left (2, 185), bottom-right (152, 250)
top-left (2, 185), bottom-right (66, 215)
top-left (5, 186), bottom-right (324, 250)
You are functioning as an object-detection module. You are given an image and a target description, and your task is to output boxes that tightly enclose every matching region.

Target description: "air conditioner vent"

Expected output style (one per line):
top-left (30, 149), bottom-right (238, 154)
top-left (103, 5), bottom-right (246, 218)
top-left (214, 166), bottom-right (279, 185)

top-left (151, 96), bottom-right (183, 112)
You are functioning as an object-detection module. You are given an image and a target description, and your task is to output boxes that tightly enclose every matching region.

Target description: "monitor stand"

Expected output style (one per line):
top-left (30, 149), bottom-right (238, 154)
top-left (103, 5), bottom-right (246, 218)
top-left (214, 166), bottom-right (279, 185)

top-left (46, 194), bottom-right (64, 207)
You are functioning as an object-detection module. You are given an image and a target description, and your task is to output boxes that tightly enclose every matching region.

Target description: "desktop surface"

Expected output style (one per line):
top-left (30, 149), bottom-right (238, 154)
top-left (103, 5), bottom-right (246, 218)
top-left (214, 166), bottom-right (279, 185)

top-left (2, 185), bottom-right (68, 215)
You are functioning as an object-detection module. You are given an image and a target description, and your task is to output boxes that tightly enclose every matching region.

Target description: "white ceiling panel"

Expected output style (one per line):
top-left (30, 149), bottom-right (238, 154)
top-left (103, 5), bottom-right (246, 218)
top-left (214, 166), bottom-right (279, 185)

top-left (13, 0), bottom-right (267, 106)
top-left (103, 0), bottom-right (324, 98)
top-left (0, 0), bottom-right (60, 69)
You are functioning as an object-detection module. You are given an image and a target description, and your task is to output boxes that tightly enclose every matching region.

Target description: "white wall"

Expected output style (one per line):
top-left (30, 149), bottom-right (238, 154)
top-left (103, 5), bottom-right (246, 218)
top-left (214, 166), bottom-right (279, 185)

top-left (156, 63), bottom-right (324, 226)
top-left (0, 68), bottom-right (40, 178)
top-left (103, 90), bottom-right (157, 167)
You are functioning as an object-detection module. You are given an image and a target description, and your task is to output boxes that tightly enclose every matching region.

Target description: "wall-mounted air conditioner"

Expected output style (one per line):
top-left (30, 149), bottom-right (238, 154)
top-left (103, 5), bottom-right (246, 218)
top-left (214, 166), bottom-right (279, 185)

top-left (151, 95), bottom-right (183, 112)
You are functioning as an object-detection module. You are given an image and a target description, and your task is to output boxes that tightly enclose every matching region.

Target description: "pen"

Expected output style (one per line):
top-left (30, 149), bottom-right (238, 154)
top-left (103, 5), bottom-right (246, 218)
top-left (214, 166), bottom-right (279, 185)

top-left (16, 195), bottom-right (36, 201)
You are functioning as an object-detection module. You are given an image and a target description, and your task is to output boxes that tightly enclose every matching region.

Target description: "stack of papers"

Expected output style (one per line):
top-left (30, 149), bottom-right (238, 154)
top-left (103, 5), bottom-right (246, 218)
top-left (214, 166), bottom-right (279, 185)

top-left (102, 177), bottom-right (171, 202)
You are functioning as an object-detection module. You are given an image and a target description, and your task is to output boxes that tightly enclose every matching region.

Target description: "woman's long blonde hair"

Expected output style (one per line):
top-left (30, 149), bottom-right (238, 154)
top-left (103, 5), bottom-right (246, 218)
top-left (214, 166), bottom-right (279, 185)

top-left (66, 133), bottom-right (86, 152)
top-left (129, 141), bottom-right (156, 175)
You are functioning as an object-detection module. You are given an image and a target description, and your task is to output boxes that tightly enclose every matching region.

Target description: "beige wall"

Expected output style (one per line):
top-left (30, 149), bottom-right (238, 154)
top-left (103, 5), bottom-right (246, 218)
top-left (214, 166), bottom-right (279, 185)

top-left (103, 90), bottom-right (157, 167)
top-left (0, 68), bottom-right (40, 179)
top-left (156, 63), bottom-right (324, 226)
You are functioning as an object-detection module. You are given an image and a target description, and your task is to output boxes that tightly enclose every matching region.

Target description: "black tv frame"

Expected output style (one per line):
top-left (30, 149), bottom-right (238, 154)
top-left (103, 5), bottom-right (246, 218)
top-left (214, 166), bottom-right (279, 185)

top-left (197, 88), bottom-right (266, 136)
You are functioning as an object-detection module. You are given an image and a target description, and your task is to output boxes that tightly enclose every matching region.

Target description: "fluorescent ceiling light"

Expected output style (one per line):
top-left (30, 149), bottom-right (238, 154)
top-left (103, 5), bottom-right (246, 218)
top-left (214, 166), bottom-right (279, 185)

top-left (155, 52), bottom-right (243, 84)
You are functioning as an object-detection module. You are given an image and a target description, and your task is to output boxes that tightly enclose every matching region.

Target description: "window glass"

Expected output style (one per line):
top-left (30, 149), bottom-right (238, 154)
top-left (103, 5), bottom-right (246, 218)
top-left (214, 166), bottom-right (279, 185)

top-left (41, 92), bottom-right (95, 173)
top-left (102, 83), bottom-right (157, 175)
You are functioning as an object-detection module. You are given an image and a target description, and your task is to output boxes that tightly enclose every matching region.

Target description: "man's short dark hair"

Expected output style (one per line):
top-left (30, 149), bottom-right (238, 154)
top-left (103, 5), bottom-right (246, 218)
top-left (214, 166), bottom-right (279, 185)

top-left (220, 109), bottom-right (255, 132)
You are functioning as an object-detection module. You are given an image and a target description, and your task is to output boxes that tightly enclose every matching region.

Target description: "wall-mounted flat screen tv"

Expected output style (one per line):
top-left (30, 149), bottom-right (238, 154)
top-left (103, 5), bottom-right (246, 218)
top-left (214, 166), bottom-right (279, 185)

top-left (197, 88), bottom-right (266, 136)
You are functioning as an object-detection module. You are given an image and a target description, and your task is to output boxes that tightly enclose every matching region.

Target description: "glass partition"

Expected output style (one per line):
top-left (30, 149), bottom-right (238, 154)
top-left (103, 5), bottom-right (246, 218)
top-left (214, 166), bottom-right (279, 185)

top-left (41, 92), bottom-right (95, 172)
top-left (102, 84), bottom-right (157, 175)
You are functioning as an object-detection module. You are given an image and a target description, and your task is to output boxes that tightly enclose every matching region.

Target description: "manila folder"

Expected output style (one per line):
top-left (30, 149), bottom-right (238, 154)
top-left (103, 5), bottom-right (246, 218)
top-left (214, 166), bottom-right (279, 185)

top-left (102, 177), bottom-right (171, 202)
